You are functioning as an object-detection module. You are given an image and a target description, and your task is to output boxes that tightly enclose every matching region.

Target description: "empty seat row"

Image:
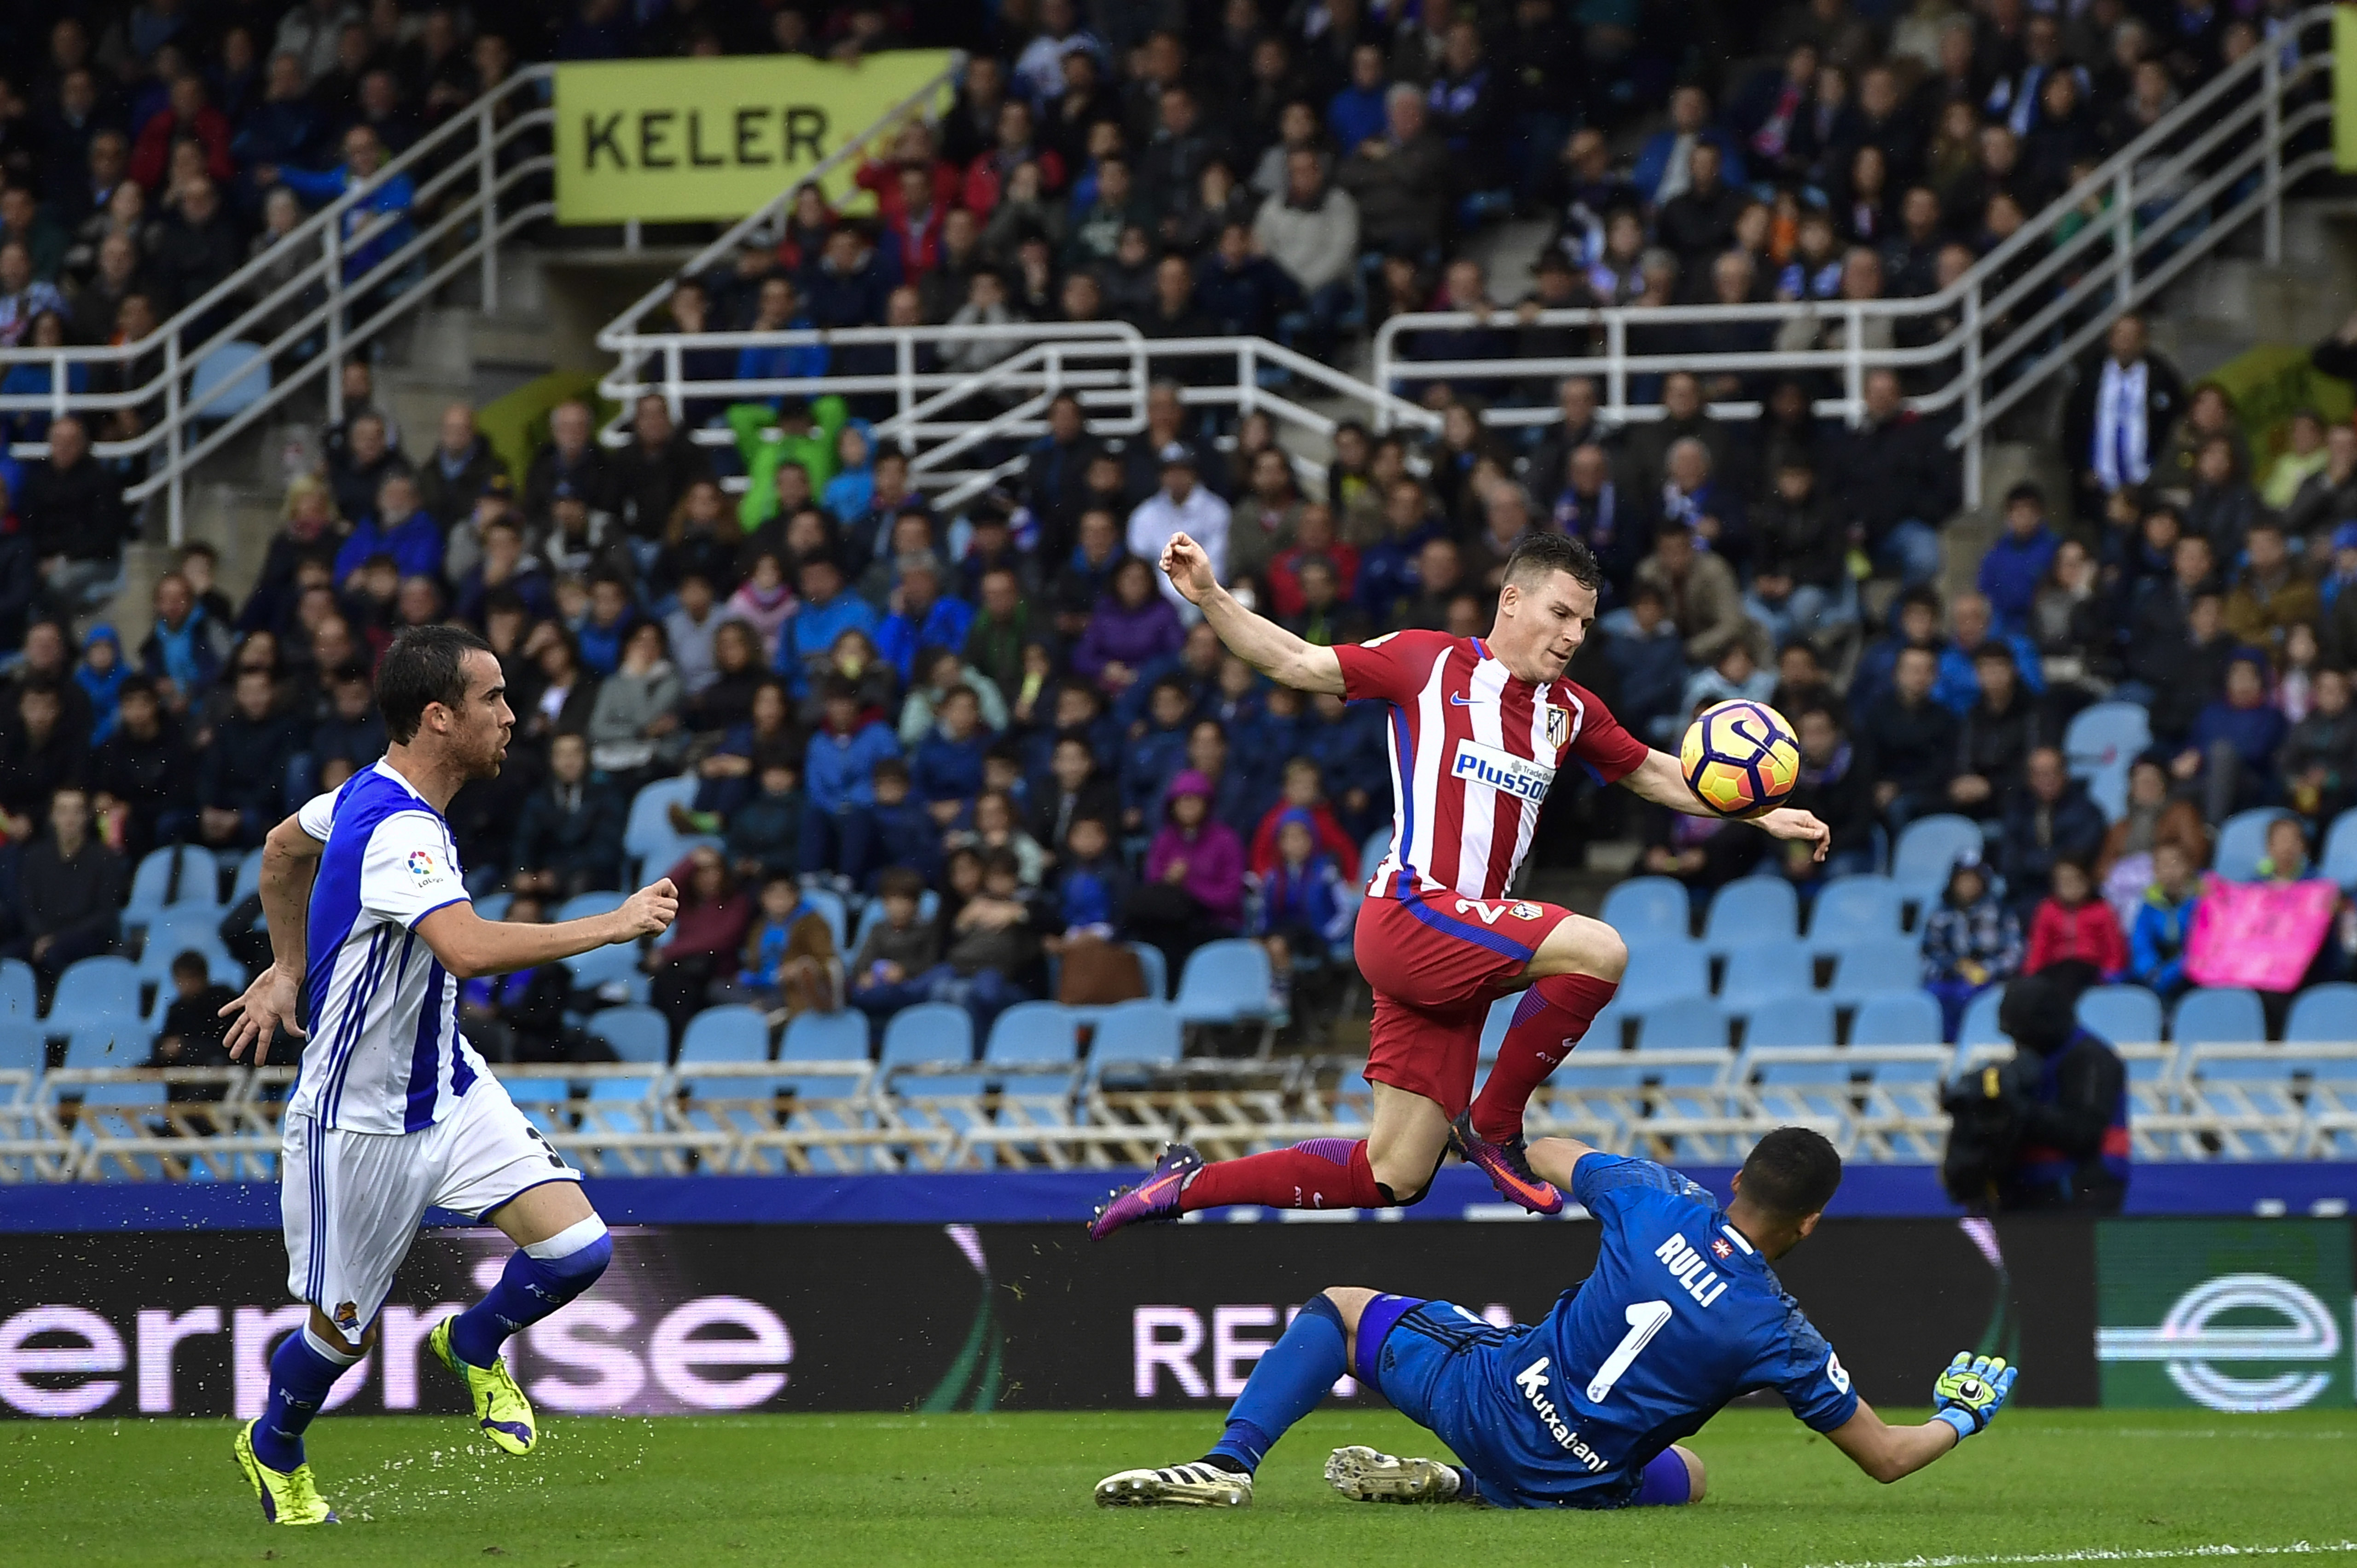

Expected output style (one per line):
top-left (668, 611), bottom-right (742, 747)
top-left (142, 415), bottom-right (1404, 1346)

top-left (1602, 875), bottom-right (1913, 952)
top-left (1616, 936), bottom-right (1921, 1013)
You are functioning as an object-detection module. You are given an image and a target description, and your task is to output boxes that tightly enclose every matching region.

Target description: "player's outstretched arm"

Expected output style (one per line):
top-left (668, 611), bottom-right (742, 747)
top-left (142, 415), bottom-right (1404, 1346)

top-left (415, 879), bottom-right (679, 980)
top-left (221, 810), bottom-right (327, 1065)
top-left (1521, 1135), bottom-right (1603, 1190)
top-left (1618, 749), bottom-right (1832, 862)
top-left (1824, 1353), bottom-right (2018, 1484)
top-left (1160, 531), bottom-right (1345, 695)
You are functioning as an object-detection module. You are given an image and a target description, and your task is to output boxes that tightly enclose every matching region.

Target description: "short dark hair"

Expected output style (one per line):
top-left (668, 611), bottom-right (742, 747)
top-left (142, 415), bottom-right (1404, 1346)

top-left (1502, 532), bottom-right (1603, 593)
top-left (170, 949), bottom-right (211, 981)
top-left (1737, 1126), bottom-right (1843, 1220)
top-left (377, 624), bottom-right (492, 745)
top-left (878, 867), bottom-right (927, 901)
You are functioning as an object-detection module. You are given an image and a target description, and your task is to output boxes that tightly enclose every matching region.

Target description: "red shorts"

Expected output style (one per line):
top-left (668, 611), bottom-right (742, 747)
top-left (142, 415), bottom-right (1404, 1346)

top-left (1352, 891), bottom-right (1574, 1116)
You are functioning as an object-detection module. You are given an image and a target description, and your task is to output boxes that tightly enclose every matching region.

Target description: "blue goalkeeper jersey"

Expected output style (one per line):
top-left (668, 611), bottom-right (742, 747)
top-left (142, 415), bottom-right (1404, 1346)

top-left (1448, 1153), bottom-right (1859, 1504)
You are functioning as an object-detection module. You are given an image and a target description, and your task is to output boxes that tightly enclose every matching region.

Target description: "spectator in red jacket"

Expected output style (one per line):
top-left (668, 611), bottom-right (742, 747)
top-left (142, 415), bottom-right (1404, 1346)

top-left (853, 122), bottom-right (961, 229)
top-left (129, 72), bottom-right (235, 191)
top-left (2024, 857), bottom-right (2127, 979)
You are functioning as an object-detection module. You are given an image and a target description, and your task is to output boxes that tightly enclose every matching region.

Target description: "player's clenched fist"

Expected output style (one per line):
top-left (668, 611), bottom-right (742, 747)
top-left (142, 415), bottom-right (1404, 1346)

top-left (620, 878), bottom-right (680, 937)
top-left (1930, 1351), bottom-right (2017, 1439)
top-left (1160, 532), bottom-right (1215, 605)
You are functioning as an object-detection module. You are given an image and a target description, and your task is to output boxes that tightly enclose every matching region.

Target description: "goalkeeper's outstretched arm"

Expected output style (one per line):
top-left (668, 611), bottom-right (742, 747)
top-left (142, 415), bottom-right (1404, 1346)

top-left (1158, 532), bottom-right (1346, 696)
top-left (1826, 1354), bottom-right (2019, 1483)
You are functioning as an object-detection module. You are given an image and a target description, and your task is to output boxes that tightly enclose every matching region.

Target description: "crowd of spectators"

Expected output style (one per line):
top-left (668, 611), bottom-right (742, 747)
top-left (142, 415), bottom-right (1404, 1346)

top-left (1, 0), bottom-right (2351, 1073)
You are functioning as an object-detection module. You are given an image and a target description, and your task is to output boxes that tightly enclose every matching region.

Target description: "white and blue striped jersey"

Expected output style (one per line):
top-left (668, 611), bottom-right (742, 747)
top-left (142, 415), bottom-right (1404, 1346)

top-left (286, 760), bottom-right (484, 1134)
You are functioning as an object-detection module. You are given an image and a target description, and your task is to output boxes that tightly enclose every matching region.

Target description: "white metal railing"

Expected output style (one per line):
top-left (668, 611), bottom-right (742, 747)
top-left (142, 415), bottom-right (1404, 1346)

top-left (0, 66), bottom-right (558, 542)
top-left (1372, 5), bottom-right (2334, 507)
top-left (598, 323), bottom-right (1439, 509)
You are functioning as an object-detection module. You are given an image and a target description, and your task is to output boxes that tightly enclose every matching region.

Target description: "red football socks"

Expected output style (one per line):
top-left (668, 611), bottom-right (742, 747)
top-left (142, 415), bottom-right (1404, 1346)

top-left (1178, 1138), bottom-right (1382, 1212)
top-left (1470, 972), bottom-right (1620, 1143)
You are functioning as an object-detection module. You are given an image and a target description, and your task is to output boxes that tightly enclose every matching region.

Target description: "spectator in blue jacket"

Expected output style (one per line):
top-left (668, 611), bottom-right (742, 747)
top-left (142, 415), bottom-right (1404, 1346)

top-left (2128, 841), bottom-right (2200, 999)
top-left (333, 472), bottom-right (442, 586)
top-left (1252, 808), bottom-right (1354, 1013)
top-left (1631, 86), bottom-right (1748, 206)
top-left (1120, 677), bottom-right (1196, 832)
top-left (1302, 688), bottom-right (1392, 841)
top-left (1978, 482), bottom-right (2060, 634)
top-left (1356, 478), bottom-right (1441, 626)
top-left (264, 124), bottom-right (415, 287)
top-left (800, 677), bottom-right (900, 884)
top-left (1933, 591), bottom-right (2044, 715)
top-left (735, 275), bottom-right (830, 387)
top-left (777, 554), bottom-right (879, 695)
top-left (875, 558), bottom-right (976, 683)
top-left (2177, 651), bottom-right (2288, 824)
top-left (913, 684), bottom-right (993, 827)
top-left (1194, 220), bottom-right (1299, 338)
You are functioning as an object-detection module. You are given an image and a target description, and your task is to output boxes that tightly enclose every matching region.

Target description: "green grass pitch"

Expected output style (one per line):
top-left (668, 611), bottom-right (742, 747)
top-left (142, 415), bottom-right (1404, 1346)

top-left (11, 1408), bottom-right (2355, 1566)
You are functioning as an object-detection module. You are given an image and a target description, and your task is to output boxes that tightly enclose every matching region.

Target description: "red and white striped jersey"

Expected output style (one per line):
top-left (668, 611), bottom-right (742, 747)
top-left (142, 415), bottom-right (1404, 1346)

top-left (1335, 629), bottom-right (1648, 903)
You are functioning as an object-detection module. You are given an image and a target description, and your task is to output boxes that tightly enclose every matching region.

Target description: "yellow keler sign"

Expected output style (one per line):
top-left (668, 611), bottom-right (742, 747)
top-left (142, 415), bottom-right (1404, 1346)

top-left (553, 51), bottom-right (958, 224)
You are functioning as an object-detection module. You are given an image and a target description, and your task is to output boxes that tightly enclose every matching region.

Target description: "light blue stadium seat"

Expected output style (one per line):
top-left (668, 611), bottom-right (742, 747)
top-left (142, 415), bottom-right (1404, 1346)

top-left (1618, 940), bottom-right (1710, 1015)
top-left (1361, 827), bottom-right (1391, 878)
top-left (1128, 941), bottom-right (1169, 1002)
top-left (136, 936), bottom-right (238, 1000)
top-left (1720, 939), bottom-right (1813, 1001)
top-left (2172, 986), bottom-right (2266, 1047)
top-left (1957, 987), bottom-right (2009, 1052)
top-left (231, 848), bottom-right (267, 906)
top-left (2285, 983), bottom-right (2357, 1043)
top-left (189, 341), bottom-right (272, 423)
top-left (1742, 994), bottom-right (1838, 1050)
top-left (586, 1005), bottom-right (670, 1064)
top-left (126, 845), bottom-right (223, 917)
top-left (556, 890), bottom-right (630, 924)
top-left (879, 1003), bottom-right (975, 1070)
top-left (1174, 940), bottom-right (1273, 1026)
top-left (1636, 995), bottom-right (1729, 1051)
top-left (45, 956), bottom-right (141, 1034)
top-left (1599, 876), bottom-right (1690, 944)
top-left (63, 1028), bottom-right (143, 1070)
top-left (1828, 939), bottom-right (1923, 1007)
top-left (0, 1021), bottom-right (45, 1074)
top-left (2213, 810), bottom-right (2287, 883)
top-left (474, 891), bottom-right (513, 922)
top-left (563, 943), bottom-right (647, 1001)
top-left (1807, 876), bottom-right (1903, 951)
top-left (798, 888), bottom-right (849, 951)
top-left (1849, 991), bottom-right (1944, 1047)
top-left (781, 1010), bottom-right (871, 1062)
top-left (2065, 701), bottom-right (2151, 775)
top-left (985, 1002), bottom-right (1083, 1065)
top-left (1090, 1000), bottom-right (1183, 1076)
top-left (677, 1004), bottom-right (772, 1063)
top-left (1891, 816), bottom-right (1982, 910)
top-left (0, 960), bottom-right (33, 1025)
top-left (2318, 809), bottom-right (2357, 891)
top-left (2077, 985), bottom-right (2165, 1045)
top-left (1703, 878), bottom-right (1799, 952)
top-left (622, 775), bottom-right (702, 873)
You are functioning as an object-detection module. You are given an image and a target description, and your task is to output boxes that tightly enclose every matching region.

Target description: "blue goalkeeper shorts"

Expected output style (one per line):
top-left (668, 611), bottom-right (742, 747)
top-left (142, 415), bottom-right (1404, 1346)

top-left (1357, 1295), bottom-right (1693, 1510)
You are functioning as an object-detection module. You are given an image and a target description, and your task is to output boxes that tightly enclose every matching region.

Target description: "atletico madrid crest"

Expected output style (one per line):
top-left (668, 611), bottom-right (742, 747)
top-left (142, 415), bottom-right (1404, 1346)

top-left (1545, 706), bottom-right (1569, 751)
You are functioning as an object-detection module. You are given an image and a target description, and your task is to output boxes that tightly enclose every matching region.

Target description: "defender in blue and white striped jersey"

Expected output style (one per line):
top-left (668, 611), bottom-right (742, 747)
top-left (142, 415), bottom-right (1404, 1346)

top-left (219, 626), bottom-right (678, 1527)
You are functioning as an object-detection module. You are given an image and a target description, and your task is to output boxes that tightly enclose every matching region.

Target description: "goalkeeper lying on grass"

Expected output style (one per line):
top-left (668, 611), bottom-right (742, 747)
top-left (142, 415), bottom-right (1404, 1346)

top-left (1097, 1125), bottom-right (2017, 1510)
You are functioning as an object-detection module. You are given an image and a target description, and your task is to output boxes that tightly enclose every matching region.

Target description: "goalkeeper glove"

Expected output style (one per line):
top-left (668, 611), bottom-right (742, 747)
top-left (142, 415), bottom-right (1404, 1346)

top-left (1930, 1351), bottom-right (2016, 1441)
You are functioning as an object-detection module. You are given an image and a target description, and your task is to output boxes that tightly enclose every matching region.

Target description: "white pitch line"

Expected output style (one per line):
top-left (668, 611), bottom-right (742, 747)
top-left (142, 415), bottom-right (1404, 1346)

top-left (1763, 1542), bottom-right (2357, 1568)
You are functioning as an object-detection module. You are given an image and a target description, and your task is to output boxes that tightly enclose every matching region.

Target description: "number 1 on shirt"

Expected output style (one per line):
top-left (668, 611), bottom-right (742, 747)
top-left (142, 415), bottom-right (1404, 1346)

top-left (1587, 1299), bottom-right (1675, 1403)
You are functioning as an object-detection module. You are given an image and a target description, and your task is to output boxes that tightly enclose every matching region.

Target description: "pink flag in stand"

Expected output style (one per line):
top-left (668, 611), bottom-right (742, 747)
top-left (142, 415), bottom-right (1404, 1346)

top-left (2182, 874), bottom-right (2340, 992)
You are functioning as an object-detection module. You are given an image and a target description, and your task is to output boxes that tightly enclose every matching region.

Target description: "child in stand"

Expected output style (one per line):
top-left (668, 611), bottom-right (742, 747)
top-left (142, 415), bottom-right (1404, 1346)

top-left (147, 949), bottom-right (237, 1101)
top-left (848, 867), bottom-right (944, 1020)
top-left (1051, 816), bottom-right (1131, 941)
top-left (726, 759), bottom-right (806, 885)
top-left (77, 626), bottom-right (129, 744)
top-left (1922, 855), bottom-right (2023, 1041)
top-left (1250, 810), bottom-right (1353, 1024)
top-left (2024, 857), bottom-right (2127, 979)
top-left (727, 873), bottom-right (842, 1020)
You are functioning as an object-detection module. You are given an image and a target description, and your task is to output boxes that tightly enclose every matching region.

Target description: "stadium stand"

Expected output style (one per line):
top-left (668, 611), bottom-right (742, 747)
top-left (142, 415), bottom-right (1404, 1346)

top-left (0, 0), bottom-right (2353, 1185)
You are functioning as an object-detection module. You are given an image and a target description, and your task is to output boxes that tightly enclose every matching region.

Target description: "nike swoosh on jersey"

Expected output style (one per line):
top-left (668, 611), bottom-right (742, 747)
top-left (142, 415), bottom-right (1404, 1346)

top-left (1449, 692), bottom-right (1476, 706)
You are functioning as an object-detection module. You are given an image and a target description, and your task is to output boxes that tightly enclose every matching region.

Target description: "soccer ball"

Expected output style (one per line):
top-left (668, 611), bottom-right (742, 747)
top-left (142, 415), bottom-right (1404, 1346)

top-left (1678, 700), bottom-right (1801, 819)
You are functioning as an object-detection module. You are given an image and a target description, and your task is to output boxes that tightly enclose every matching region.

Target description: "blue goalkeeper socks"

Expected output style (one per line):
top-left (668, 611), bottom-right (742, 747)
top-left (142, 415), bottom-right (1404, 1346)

top-left (1208, 1294), bottom-right (1349, 1474)
top-left (251, 1327), bottom-right (359, 1471)
top-left (448, 1216), bottom-right (613, 1370)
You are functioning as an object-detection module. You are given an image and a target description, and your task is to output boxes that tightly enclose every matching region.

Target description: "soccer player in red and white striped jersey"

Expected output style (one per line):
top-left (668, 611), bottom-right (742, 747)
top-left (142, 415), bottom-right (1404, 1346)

top-left (1090, 532), bottom-right (1830, 1237)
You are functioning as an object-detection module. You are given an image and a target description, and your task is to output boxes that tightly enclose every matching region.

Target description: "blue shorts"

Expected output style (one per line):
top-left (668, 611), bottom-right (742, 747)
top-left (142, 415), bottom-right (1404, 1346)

top-left (1358, 1296), bottom-right (1693, 1510)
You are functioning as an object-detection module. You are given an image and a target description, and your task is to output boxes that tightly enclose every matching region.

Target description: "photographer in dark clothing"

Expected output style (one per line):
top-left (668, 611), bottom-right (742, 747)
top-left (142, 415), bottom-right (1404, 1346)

top-left (1941, 964), bottom-right (2129, 1214)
